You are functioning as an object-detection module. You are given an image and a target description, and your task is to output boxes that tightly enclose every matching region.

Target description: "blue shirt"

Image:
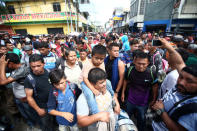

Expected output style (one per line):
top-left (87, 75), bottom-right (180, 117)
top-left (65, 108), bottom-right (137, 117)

top-left (152, 87), bottom-right (197, 131)
top-left (47, 83), bottom-right (77, 126)
top-left (43, 52), bottom-right (58, 70)
top-left (120, 50), bottom-right (133, 65)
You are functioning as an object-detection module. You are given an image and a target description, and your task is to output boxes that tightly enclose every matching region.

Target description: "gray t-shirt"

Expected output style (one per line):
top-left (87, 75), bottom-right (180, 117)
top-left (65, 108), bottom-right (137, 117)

top-left (10, 64), bottom-right (30, 98)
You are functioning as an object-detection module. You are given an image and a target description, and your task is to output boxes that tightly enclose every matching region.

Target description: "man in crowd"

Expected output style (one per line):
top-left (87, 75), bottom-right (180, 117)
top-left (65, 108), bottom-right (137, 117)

top-left (38, 42), bottom-right (58, 70)
top-left (21, 45), bottom-right (34, 67)
top-left (121, 38), bottom-right (140, 66)
top-left (5, 40), bottom-right (22, 58)
top-left (121, 51), bottom-right (158, 131)
top-left (0, 53), bottom-right (33, 127)
top-left (152, 38), bottom-right (197, 131)
top-left (77, 68), bottom-right (120, 131)
top-left (104, 43), bottom-right (125, 97)
top-left (25, 54), bottom-right (53, 131)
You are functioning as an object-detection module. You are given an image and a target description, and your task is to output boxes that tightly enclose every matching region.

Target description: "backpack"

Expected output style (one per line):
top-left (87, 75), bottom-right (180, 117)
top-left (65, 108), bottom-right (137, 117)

top-left (153, 51), bottom-right (169, 72)
top-left (52, 82), bottom-right (82, 100)
top-left (58, 57), bottom-right (83, 71)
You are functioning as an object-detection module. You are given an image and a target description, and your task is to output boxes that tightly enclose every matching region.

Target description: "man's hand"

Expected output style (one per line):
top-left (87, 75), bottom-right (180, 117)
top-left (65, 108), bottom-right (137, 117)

top-left (61, 112), bottom-right (74, 122)
top-left (159, 38), bottom-right (171, 49)
top-left (0, 55), bottom-right (8, 67)
top-left (152, 100), bottom-right (164, 110)
top-left (149, 100), bottom-right (156, 108)
top-left (114, 92), bottom-right (118, 98)
top-left (37, 108), bottom-right (46, 117)
top-left (114, 104), bottom-right (120, 115)
top-left (98, 112), bottom-right (110, 122)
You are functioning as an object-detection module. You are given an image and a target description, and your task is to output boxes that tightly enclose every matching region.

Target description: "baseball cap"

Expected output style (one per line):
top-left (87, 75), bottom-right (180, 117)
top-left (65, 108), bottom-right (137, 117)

top-left (23, 45), bottom-right (33, 51)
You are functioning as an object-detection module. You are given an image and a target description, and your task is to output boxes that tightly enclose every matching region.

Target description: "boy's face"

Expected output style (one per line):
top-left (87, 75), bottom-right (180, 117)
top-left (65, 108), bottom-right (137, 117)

top-left (92, 54), bottom-right (105, 67)
top-left (80, 51), bottom-right (87, 60)
top-left (109, 46), bottom-right (119, 58)
top-left (130, 44), bottom-right (139, 52)
top-left (94, 79), bottom-right (106, 94)
top-left (54, 78), bottom-right (67, 91)
top-left (39, 47), bottom-right (49, 56)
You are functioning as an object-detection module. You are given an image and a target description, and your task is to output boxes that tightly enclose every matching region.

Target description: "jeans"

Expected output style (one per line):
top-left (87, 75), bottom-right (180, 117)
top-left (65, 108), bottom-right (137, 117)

top-left (81, 79), bottom-right (114, 114)
top-left (126, 101), bottom-right (148, 131)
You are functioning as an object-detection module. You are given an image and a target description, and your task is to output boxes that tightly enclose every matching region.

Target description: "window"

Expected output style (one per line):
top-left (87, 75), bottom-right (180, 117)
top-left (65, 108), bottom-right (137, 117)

top-left (148, 0), bottom-right (157, 3)
top-left (53, 2), bottom-right (61, 12)
top-left (7, 5), bottom-right (15, 14)
top-left (15, 29), bottom-right (27, 35)
top-left (139, 0), bottom-right (145, 15)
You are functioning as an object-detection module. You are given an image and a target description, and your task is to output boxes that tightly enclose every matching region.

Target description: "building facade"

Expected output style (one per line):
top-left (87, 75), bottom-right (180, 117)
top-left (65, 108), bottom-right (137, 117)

top-left (143, 0), bottom-right (197, 32)
top-left (129, 0), bottom-right (146, 32)
top-left (0, 0), bottom-right (88, 35)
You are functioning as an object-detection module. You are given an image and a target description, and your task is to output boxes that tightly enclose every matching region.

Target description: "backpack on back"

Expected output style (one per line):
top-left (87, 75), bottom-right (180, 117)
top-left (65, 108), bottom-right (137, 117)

top-left (153, 51), bottom-right (169, 72)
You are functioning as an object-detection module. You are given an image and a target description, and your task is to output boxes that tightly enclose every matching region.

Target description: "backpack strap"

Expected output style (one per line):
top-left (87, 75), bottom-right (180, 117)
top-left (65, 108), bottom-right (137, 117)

top-left (150, 67), bottom-right (155, 84)
top-left (127, 66), bottom-right (134, 78)
top-left (68, 82), bottom-right (82, 100)
top-left (27, 74), bottom-right (37, 96)
top-left (170, 102), bottom-right (197, 122)
top-left (60, 58), bottom-right (65, 71)
top-left (78, 61), bottom-right (83, 70)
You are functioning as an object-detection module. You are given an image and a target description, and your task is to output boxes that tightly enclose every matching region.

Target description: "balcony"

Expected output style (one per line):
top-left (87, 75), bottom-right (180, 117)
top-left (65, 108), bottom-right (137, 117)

top-left (0, 12), bottom-right (87, 25)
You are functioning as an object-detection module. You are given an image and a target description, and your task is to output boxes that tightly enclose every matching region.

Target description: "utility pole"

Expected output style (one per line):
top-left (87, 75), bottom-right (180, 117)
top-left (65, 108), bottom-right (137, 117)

top-left (68, 0), bottom-right (73, 33)
top-left (75, 0), bottom-right (79, 32)
top-left (65, 0), bottom-right (70, 34)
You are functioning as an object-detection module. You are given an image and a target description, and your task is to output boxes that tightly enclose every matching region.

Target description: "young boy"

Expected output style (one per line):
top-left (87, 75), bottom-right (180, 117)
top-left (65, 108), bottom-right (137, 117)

top-left (79, 49), bottom-right (89, 66)
top-left (79, 45), bottom-right (114, 114)
top-left (47, 69), bottom-right (78, 131)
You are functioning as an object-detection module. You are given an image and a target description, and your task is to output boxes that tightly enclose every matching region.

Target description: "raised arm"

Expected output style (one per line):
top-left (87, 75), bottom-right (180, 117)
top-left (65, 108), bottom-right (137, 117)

top-left (159, 38), bottom-right (185, 72)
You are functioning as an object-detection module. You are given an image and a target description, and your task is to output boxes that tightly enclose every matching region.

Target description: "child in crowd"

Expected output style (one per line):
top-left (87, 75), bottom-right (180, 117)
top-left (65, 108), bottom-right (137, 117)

top-left (47, 69), bottom-right (78, 131)
top-left (79, 45), bottom-right (114, 114)
top-left (79, 49), bottom-right (89, 66)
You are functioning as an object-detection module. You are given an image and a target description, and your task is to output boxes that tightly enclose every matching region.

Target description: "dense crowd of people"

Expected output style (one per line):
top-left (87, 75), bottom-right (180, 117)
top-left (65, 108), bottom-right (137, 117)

top-left (0, 31), bottom-right (197, 131)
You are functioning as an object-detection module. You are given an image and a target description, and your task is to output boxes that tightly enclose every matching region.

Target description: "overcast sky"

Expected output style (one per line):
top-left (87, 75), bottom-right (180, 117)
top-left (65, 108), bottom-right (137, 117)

top-left (89, 0), bottom-right (130, 26)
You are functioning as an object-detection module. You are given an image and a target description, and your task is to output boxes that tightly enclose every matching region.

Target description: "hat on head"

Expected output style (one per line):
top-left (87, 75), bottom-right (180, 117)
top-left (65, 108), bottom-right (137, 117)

top-left (173, 35), bottom-right (184, 42)
top-left (23, 45), bottom-right (33, 51)
top-left (188, 44), bottom-right (197, 50)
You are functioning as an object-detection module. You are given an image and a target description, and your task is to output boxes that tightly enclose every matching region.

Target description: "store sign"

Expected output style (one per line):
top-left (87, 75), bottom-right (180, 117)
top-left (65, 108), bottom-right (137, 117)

top-left (0, 12), bottom-right (87, 24)
top-left (113, 15), bottom-right (123, 21)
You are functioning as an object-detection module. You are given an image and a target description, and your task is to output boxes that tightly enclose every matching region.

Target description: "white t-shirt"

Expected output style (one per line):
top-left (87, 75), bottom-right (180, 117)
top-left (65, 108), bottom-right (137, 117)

top-left (158, 70), bottom-right (179, 99)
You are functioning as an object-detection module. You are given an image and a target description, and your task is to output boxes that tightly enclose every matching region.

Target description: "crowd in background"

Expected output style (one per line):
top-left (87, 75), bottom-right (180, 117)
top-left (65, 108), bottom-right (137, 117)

top-left (0, 31), bottom-right (197, 131)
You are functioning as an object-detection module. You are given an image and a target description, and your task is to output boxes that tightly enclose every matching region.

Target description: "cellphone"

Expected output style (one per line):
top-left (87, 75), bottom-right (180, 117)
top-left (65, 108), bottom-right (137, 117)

top-left (152, 40), bottom-right (162, 46)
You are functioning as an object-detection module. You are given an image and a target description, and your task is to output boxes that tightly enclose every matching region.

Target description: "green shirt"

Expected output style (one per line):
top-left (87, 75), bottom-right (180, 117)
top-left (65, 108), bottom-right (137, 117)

top-left (186, 54), bottom-right (197, 66)
top-left (8, 48), bottom-right (22, 58)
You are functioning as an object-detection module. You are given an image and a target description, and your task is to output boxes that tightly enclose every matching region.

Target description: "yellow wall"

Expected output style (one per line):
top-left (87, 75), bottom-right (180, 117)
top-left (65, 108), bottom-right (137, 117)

top-left (12, 23), bottom-right (76, 35)
top-left (7, 0), bottom-right (76, 14)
